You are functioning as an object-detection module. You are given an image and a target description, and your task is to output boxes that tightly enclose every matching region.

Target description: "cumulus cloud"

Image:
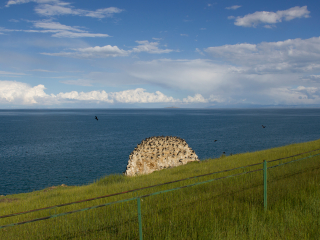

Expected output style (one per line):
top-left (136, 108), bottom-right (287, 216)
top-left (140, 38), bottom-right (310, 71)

top-left (6, 0), bottom-right (123, 19)
top-left (0, 80), bottom-right (51, 104)
top-left (43, 40), bottom-right (175, 58)
top-left (234, 6), bottom-right (310, 27)
top-left (56, 90), bottom-right (113, 103)
top-left (226, 5), bottom-right (241, 10)
top-left (110, 88), bottom-right (177, 103)
top-left (57, 88), bottom-right (178, 104)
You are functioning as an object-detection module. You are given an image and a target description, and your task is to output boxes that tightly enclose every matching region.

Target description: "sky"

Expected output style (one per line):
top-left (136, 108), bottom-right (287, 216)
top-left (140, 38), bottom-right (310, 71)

top-left (1, 0), bottom-right (320, 108)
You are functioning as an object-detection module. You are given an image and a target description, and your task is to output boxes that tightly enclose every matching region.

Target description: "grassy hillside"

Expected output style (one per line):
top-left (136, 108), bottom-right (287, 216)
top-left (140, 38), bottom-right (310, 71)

top-left (1, 139), bottom-right (320, 239)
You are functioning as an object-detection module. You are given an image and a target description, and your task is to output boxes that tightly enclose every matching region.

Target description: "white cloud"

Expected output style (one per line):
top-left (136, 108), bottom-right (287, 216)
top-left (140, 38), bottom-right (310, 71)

top-left (0, 80), bottom-right (50, 104)
top-left (110, 88), bottom-right (177, 103)
top-left (6, 0), bottom-right (123, 18)
top-left (56, 90), bottom-right (113, 103)
top-left (42, 45), bottom-right (128, 58)
top-left (266, 86), bottom-right (320, 104)
top-left (6, 0), bottom-right (39, 7)
top-left (29, 20), bottom-right (110, 38)
top-left (208, 94), bottom-right (225, 103)
top-left (34, 1), bottom-right (74, 16)
top-left (0, 81), bottom-right (183, 105)
top-left (52, 31), bottom-right (109, 38)
top-left (205, 43), bottom-right (257, 59)
top-left (6, 0), bottom-right (60, 7)
top-left (43, 40), bottom-right (176, 58)
top-left (123, 35), bottom-right (320, 105)
top-left (79, 7), bottom-right (123, 18)
top-left (204, 36), bottom-right (320, 73)
top-left (226, 5), bottom-right (241, 10)
top-left (35, 4), bottom-right (123, 18)
top-left (195, 48), bottom-right (204, 55)
top-left (180, 34), bottom-right (188, 37)
top-left (307, 75), bottom-right (320, 82)
top-left (127, 59), bottom-right (239, 95)
top-left (0, 70), bottom-right (26, 75)
top-left (66, 45), bottom-right (128, 57)
top-left (132, 41), bottom-right (175, 54)
top-left (234, 6), bottom-right (310, 27)
top-left (9, 19), bottom-right (19, 22)
top-left (183, 94), bottom-right (208, 103)
top-left (263, 24), bottom-right (275, 29)
top-left (33, 20), bottom-right (82, 32)
top-left (0, 20), bottom-right (109, 38)
top-left (30, 69), bottom-right (57, 72)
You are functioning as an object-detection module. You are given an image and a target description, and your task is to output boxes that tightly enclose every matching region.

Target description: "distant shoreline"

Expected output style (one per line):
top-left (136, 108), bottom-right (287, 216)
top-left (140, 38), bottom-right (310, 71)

top-left (165, 106), bottom-right (180, 108)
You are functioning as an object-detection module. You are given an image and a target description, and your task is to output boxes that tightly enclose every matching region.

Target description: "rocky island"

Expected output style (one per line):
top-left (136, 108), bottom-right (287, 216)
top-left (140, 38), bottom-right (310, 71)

top-left (124, 136), bottom-right (199, 176)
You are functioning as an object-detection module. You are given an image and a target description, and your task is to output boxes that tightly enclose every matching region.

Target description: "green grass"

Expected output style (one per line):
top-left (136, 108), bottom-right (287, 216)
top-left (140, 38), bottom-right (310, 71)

top-left (1, 139), bottom-right (320, 239)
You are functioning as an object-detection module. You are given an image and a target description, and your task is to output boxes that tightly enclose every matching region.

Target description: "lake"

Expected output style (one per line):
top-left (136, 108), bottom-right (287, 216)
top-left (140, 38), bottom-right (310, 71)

top-left (1, 108), bottom-right (320, 195)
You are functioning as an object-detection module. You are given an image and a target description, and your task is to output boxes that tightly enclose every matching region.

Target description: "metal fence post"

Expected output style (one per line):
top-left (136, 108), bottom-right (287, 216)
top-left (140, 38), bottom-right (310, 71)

top-left (263, 160), bottom-right (267, 211)
top-left (137, 197), bottom-right (143, 240)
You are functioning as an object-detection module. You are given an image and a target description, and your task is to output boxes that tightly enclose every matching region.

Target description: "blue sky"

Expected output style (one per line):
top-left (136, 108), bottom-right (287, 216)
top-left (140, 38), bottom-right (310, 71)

top-left (1, 0), bottom-right (320, 108)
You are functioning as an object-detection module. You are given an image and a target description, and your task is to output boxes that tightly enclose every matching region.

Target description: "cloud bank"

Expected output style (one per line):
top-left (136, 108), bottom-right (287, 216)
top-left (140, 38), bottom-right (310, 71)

top-left (0, 81), bottom-right (209, 105)
top-left (116, 36), bottom-right (320, 105)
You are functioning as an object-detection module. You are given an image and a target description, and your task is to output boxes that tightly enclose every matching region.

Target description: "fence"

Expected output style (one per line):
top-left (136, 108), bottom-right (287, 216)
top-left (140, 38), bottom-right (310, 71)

top-left (1, 148), bottom-right (320, 239)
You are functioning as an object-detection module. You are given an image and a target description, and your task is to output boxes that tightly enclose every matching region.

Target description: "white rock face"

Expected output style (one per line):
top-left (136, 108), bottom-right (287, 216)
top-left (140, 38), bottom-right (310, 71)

top-left (124, 136), bottom-right (199, 176)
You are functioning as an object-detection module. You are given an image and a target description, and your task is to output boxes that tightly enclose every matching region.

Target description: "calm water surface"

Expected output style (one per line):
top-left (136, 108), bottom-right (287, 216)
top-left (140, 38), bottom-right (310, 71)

top-left (1, 108), bottom-right (320, 195)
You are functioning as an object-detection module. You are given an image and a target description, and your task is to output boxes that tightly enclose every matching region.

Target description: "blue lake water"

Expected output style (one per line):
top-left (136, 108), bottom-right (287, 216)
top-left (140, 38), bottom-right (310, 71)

top-left (1, 108), bottom-right (320, 195)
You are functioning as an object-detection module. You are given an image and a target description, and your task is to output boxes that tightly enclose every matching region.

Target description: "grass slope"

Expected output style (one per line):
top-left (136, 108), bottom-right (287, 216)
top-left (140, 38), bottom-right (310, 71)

top-left (1, 139), bottom-right (320, 239)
